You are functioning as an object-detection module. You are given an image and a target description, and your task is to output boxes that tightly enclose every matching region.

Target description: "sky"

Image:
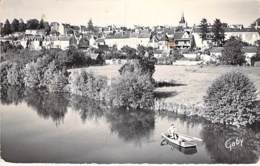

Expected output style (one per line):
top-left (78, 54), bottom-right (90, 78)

top-left (0, 0), bottom-right (260, 27)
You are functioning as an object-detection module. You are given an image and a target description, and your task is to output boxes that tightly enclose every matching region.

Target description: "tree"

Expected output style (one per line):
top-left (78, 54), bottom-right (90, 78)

top-left (11, 18), bottom-right (19, 33)
top-left (1, 19), bottom-right (12, 36)
top-left (43, 22), bottom-right (51, 35)
top-left (199, 18), bottom-right (209, 41)
top-left (212, 19), bottom-right (225, 46)
top-left (38, 18), bottom-right (45, 29)
top-left (220, 36), bottom-right (245, 65)
top-left (18, 19), bottom-right (26, 32)
top-left (26, 19), bottom-right (39, 29)
top-left (109, 71), bottom-right (154, 109)
top-left (78, 37), bottom-right (89, 49)
top-left (203, 71), bottom-right (257, 127)
top-left (87, 19), bottom-right (94, 32)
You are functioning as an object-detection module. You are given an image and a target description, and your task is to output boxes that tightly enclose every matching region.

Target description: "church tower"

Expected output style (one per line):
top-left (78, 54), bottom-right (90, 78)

top-left (179, 12), bottom-right (187, 28)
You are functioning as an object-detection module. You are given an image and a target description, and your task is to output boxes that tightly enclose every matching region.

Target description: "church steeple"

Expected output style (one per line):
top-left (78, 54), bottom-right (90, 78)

top-left (179, 12), bottom-right (185, 24)
top-left (179, 12), bottom-right (187, 28)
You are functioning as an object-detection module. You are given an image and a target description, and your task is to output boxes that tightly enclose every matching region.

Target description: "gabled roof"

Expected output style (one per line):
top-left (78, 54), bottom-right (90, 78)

top-left (173, 32), bottom-right (183, 40)
top-left (89, 53), bottom-right (99, 60)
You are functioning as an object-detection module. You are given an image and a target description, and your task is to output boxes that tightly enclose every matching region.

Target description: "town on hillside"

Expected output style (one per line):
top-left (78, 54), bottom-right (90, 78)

top-left (1, 15), bottom-right (260, 66)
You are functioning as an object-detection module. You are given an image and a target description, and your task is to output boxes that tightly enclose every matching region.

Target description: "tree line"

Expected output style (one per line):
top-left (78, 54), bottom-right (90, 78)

top-left (1, 18), bottom-right (97, 37)
top-left (199, 18), bottom-right (226, 46)
top-left (1, 18), bottom-right (51, 36)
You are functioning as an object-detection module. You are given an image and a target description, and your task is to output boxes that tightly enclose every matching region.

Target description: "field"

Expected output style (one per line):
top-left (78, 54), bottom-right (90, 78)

top-left (70, 65), bottom-right (260, 105)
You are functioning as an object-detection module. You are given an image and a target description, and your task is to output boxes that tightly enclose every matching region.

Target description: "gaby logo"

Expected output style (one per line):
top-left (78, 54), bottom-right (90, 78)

top-left (224, 137), bottom-right (243, 151)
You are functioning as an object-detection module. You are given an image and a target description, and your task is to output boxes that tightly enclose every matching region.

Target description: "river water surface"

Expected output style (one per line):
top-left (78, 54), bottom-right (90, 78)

top-left (1, 87), bottom-right (260, 163)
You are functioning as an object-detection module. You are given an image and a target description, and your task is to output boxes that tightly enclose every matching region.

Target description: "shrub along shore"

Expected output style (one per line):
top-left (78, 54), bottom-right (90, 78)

top-left (1, 48), bottom-right (259, 127)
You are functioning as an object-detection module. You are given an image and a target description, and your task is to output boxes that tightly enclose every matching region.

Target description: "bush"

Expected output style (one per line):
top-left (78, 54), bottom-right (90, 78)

top-left (109, 71), bottom-right (154, 109)
top-left (203, 71), bottom-right (258, 126)
top-left (119, 58), bottom-right (156, 79)
top-left (7, 63), bottom-right (23, 86)
top-left (220, 37), bottom-right (245, 65)
top-left (0, 61), bottom-right (12, 88)
top-left (23, 61), bottom-right (41, 88)
top-left (69, 71), bottom-right (108, 100)
top-left (47, 70), bottom-right (69, 93)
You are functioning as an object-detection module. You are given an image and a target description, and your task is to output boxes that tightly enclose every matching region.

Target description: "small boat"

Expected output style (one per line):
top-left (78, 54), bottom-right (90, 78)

top-left (160, 139), bottom-right (198, 155)
top-left (176, 133), bottom-right (203, 142)
top-left (161, 133), bottom-right (196, 148)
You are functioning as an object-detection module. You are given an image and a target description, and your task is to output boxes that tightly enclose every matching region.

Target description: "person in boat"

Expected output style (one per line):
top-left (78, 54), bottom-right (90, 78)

top-left (167, 123), bottom-right (178, 139)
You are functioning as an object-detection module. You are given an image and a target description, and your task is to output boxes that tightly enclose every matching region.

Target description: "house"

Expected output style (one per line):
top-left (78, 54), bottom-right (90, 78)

top-left (173, 31), bottom-right (194, 49)
top-left (149, 33), bottom-right (175, 50)
top-left (89, 37), bottom-right (107, 48)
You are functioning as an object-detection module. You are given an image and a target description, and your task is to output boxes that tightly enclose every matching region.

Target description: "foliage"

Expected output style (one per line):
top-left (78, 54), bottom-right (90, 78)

top-left (119, 57), bottom-right (156, 78)
top-left (220, 36), bottom-right (245, 65)
top-left (1, 19), bottom-right (12, 36)
top-left (109, 71), bottom-right (154, 109)
top-left (0, 61), bottom-right (12, 88)
top-left (212, 19), bottom-right (225, 46)
top-left (69, 71), bottom-right (108, 100)
top-left (78, 37), bottom-right (89, 49)
top-left (203, 71), bottom-right (258, 126)
top-left (26, 19), bottom-right (40, 30)
top-left (23, 61), bottom-right (41, 88)
top-left (199, 18), bottom-right (209, 41)
top-left (121, 46), bottom-right (138, 59)
top-left (87, 19), bottom-right (95, 32)
top-left (66, 46), bottom-right (92, 68)
top-left (18, 19), bottom-right (26, 32)
top-left (11, 19), bottom-right (20, 33)
top-left (7, 62), bottom-right (23, 86)
top-left (48, 70), bottom-right (69, 93)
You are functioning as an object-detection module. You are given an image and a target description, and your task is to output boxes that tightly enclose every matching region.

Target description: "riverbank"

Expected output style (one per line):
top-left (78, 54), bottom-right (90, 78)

top-left (70, 64), bottom-right (260, 105)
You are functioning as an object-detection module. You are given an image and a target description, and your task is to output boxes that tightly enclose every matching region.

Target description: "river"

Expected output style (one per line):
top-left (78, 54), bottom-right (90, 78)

top-left (1, 87), bottom-right (259, 163)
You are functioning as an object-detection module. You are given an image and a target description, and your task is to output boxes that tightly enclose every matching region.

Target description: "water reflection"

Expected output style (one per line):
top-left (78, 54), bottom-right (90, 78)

top-left (69, 95), bottom-right (106, 122)
top-left (157, 110), bottom-right (208, 128)
top-left (201, 123), bottom-right (260, 163)
top-left (0, 86), bottom-right (24, 105)
top-left (106, 109), bottom-right (155, 145)
top-left (1, 87), bottom-right (260, 163)
top-left (23, 89), bottom-right (69, 126)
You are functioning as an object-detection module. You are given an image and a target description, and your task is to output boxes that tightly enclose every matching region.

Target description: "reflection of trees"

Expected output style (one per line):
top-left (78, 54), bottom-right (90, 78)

top-left (106, 109), bottom-right (155, 145)
top-left (201, 123), bottom-right (260, 163)
top-left (157, 110), bottom-right (208, 129)
top-left (0, 86), bottom-right (24, 105)
top-left (24, 89), bottom-right (69, 126)
top-left (69, 95), bottom-right (106, 122)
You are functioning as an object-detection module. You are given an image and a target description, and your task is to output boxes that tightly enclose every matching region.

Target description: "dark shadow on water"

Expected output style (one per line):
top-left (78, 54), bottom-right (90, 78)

top-left (155, 81), bottom-right (187, 88)
top-left (0, 86), bottom-right (24, 105)
top-left (154, 91), bottom-right (178, 99)
top-left (105, 108), bottom-right (155, 146)
top-left (24, 89), bottom-right (69, 126)
top-left (201, 123), bottom-right (260, 163)
top-left (69, 95), bottom-right (106, 123)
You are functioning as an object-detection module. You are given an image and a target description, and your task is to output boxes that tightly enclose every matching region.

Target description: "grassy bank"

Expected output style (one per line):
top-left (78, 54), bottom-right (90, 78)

top-left (69, 65), bottom-right (260, 107)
